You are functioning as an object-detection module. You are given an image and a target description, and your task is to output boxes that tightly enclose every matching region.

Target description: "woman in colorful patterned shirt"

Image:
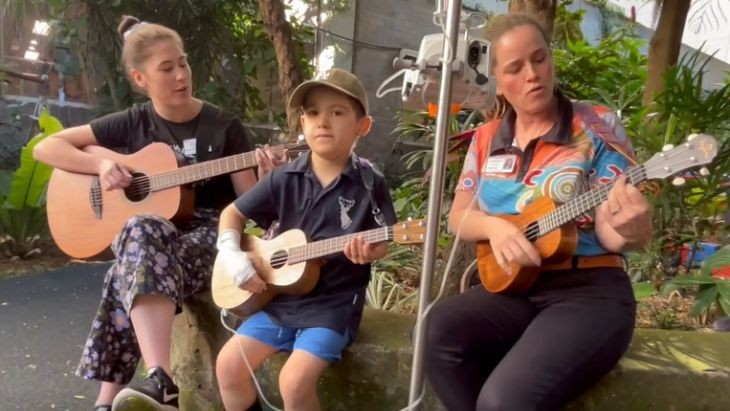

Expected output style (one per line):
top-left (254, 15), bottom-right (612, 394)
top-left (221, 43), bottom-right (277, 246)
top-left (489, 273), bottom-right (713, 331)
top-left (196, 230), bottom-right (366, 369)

top-left (424, 14), bottom-right (653, 411)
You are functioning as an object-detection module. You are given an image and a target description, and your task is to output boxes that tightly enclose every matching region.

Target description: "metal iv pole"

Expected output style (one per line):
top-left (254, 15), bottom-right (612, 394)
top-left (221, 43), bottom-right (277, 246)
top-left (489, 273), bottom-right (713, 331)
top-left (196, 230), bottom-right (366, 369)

top-left (407, 0), bottom-right (462, 408)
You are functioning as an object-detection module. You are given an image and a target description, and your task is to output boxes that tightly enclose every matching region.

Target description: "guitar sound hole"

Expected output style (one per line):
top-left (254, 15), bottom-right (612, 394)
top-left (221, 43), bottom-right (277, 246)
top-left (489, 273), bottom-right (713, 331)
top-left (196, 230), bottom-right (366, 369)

top-left (270, 250), bottom-right (288, 269)
top-left (124, 172), bottom-right (151, 202)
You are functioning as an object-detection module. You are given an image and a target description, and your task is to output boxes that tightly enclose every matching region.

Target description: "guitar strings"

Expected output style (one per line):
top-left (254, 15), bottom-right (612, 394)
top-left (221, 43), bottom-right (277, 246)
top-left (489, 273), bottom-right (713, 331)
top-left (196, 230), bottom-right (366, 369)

top-left (90, 144), bottom-right (304, 200)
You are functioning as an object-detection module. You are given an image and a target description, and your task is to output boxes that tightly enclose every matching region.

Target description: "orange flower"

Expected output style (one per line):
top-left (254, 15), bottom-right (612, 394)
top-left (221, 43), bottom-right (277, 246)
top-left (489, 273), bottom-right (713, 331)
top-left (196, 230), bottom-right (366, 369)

top-left (710, 266), bottom-right (730, 280)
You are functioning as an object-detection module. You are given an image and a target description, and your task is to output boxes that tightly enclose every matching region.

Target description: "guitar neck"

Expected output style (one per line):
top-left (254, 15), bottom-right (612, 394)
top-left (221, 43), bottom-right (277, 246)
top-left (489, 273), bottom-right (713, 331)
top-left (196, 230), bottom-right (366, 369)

top-left (529, 165), bottom-right (648, 239)
top-left (288, 226), bottom-right (392, 264)
top-left (149, 151), bottom-right (259, 190)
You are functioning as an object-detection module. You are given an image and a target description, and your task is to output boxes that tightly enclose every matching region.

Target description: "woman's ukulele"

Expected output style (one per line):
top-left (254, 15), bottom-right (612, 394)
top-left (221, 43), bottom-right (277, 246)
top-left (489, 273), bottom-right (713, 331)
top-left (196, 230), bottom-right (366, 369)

top-left (477, 134), bottom-right (718, 294)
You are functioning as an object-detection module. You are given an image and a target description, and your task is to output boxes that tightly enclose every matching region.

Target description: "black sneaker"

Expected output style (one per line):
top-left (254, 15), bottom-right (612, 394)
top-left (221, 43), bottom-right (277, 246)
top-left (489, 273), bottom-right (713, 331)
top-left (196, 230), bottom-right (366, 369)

top-left (111, 367), bottom-right (179, 411)
top-left (94, 406), bottom-right (112, 411)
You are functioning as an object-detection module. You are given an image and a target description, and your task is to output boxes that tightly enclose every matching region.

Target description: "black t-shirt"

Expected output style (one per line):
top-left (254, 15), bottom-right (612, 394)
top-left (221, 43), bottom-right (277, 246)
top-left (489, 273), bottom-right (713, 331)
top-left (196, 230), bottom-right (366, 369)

top-left (89, 101), bottom-right (254, 210)
top-left (234, 152), bottom-right (397, 336)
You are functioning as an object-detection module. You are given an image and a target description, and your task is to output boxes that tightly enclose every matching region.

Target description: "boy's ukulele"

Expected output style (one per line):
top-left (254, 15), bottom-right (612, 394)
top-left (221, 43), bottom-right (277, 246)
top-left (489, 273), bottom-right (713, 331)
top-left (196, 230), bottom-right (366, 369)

top-left (46, 141), bottom-right (307, 259)
top-left (478, 134), bottom-right (718, 294)
top-left (211, 219), bottom-right (426, 317)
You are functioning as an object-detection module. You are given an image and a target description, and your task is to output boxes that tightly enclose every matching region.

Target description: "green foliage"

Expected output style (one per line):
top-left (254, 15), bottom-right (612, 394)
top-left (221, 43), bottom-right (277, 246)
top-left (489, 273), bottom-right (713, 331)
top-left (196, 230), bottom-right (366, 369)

top-left (630, 49), bottom-right (730, 280)
top-left (0, 110), bottom-right (61, 259)
top-left (7, 108), bottom-right (63, 209)
top-left (47, 0), bottom-right (314, 123)
top-left (553, 0), bottom-right (585, 47)
top-left (0, 206), bottom-right (48, 259)
top-left (368, 244), bottom-right (421, 313)
top-left (366, 270), bottom-right (418, 313)
top-left (632, 281), bottom-right (657, 300)
top-left (669, 244), bottom-right (730, 319)
top-left (553, 26), bottom-right (647, 117)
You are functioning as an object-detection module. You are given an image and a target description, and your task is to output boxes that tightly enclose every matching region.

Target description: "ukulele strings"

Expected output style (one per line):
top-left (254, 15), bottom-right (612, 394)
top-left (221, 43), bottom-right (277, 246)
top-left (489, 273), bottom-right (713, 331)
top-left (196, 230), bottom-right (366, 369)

top-left (268, 228), bottom-right (390, 266)
top-left (521, 163), bottom-right (647, 242)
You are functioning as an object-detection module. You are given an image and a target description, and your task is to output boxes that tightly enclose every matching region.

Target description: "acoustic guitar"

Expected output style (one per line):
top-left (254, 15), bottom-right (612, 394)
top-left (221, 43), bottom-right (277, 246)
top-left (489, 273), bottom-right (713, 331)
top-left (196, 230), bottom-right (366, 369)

top-left (46, 141), bottom-right (306, 259)
top-left (211, 219), bottom-right (426, 317)
top-left (477, 134), bottom-right (718, 294)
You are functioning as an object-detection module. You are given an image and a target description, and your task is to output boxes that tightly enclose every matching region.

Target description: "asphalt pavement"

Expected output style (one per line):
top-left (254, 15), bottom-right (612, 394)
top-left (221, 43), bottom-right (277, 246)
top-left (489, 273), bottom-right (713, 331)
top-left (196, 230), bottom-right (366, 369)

top-left (0, 262), bottom-right (111, 410)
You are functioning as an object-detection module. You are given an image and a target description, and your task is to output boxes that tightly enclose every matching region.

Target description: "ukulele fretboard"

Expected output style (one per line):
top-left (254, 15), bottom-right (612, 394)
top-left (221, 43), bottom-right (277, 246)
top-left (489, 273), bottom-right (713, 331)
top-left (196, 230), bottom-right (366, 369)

top-left (528, 165), bottom-right (647, 240)
top-left (288, 226), bottom-right (393, 263)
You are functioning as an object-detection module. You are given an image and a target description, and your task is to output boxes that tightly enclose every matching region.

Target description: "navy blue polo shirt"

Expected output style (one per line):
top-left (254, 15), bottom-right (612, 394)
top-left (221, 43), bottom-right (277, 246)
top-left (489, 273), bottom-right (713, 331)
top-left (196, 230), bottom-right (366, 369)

top-left (233, 151), bottom-right (397, 335)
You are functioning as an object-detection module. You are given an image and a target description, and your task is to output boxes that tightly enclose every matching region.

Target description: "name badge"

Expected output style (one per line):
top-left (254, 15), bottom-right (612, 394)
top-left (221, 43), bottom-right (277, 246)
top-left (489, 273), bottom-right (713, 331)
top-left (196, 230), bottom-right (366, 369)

top-left (484, 154), bottom-right (517, 173)
top-left (183, 138), bottom-right (197, 159)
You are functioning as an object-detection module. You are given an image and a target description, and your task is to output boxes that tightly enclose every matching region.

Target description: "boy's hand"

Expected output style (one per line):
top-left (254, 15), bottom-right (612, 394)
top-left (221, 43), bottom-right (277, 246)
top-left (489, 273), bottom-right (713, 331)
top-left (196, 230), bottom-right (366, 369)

top-left (344, 235), bottom-right (381, 264)
top-left (216, 229), bottom-right (267, 293)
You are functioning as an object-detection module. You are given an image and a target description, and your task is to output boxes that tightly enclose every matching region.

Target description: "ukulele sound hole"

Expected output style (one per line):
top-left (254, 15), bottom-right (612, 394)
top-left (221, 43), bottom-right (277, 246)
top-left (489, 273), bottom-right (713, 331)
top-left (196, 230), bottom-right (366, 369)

top-left (124, 172), bottom-right (151, 202)
top-left (270, 250), bottom-right (288, 269)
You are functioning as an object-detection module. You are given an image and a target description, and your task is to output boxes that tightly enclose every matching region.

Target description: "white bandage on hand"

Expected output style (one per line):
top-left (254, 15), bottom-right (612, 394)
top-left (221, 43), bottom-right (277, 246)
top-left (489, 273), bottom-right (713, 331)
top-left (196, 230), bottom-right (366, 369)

top-left (216, 229), bottom-right (257, 287)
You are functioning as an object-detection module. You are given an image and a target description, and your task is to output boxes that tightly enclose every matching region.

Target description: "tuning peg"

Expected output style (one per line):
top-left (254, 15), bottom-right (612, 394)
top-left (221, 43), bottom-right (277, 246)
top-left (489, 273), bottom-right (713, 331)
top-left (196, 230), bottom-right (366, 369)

top-left (687, 133), bottom-right (699, 141)
top-left (662, 144), bottom-right (675, 152)
top-left (672, 177), bottom-right (686, 186)
top-left (699, 167), bottom-right (710, 176)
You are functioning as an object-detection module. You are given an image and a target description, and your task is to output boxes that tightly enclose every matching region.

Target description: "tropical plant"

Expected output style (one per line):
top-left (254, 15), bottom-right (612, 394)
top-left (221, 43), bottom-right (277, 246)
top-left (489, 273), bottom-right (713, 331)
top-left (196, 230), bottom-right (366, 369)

top-left (553, 25), bottom-right (647, 118)
top-left (366, 270), bottom-right (418, 313)
top-left (6, 108), bottom-right (62, 209)
top-left (668, 244), bottom-right (730, 320)
top-left (552, 0), bottom-right (584, 47)
top-left (629, 49), bottom-right (730, 282)
top-left (0, 108), bottom-right (63, 259)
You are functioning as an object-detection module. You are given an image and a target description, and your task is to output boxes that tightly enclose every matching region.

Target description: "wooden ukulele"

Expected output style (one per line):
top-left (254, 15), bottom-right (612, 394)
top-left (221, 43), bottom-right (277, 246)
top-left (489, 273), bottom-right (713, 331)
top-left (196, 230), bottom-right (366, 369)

top-left (477, 134), bottom-right (719, 294)
top-left (211, 219), bottom-right (426, 317)
top-left (46, 141), bottom-right (306, 259)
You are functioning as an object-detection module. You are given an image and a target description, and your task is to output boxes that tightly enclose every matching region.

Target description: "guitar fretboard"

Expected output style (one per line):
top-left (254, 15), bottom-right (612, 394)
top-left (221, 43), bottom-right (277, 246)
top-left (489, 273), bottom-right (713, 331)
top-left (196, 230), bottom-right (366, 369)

top-left (288, 226), bottom-right (393, 264)
top-left (144, 145), bottom-right (293, 190)
top-left (528, 165), bottom-right (647, 240)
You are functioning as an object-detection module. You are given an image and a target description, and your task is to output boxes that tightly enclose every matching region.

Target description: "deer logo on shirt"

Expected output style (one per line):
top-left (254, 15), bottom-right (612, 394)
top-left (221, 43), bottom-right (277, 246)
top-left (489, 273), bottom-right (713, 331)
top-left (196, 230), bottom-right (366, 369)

top-left (339, 196), bottom-right (356, 229)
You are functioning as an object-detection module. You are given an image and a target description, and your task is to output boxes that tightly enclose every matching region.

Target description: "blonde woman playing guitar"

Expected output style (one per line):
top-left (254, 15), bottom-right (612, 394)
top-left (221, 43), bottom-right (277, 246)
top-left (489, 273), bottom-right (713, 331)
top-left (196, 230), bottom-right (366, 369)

top-left (32, 15), bottom-right (286, 411)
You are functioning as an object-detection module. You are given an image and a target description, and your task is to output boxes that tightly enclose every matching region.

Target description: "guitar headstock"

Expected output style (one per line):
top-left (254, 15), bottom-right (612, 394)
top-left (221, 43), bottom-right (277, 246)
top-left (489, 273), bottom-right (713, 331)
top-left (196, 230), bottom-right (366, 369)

top-left (392, 219), bottom-right (426, 245)
top-left (643, 134), bottom-right (718, 180)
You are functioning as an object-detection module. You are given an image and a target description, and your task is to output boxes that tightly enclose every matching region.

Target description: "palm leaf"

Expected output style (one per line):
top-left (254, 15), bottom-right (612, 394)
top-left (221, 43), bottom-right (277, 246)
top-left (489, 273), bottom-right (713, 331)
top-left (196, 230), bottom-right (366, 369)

top-left (7, 108), bottom-right (64, 209)
top-left (670, 275), bottom-right (717, 286)
top-left (690, 284), bottom-right (718, 317)
top-left (716, 281), bottom-right (730, 316)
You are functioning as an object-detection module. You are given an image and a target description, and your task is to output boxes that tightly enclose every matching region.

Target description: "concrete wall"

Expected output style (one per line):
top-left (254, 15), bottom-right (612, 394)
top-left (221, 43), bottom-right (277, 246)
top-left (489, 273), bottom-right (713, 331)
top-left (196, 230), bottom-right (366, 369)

top-left (318, 0), bottom-right (440, 177)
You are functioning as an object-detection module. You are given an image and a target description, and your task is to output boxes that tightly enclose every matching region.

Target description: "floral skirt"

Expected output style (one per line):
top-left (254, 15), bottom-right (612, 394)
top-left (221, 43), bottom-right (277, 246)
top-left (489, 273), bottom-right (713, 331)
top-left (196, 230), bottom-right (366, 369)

top-left (76, 209), bottom-right (218, 384)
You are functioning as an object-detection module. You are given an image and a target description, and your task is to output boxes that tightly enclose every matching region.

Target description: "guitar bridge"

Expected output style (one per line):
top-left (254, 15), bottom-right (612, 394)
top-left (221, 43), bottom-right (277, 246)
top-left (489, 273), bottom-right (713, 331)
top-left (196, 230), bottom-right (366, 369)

top-left (90, 178), bottom-right (102, 219)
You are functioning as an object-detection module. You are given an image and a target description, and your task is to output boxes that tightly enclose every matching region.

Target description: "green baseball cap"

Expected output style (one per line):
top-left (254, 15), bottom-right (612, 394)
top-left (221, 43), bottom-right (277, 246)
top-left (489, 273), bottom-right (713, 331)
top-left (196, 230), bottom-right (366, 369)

top-left (288, 68), bottom-right (369, 116)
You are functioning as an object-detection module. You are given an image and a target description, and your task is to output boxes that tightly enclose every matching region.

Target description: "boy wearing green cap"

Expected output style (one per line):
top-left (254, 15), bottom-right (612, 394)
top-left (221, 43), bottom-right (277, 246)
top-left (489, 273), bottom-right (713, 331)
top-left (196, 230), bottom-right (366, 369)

top-left (214, 69), bottom-right (397, 411)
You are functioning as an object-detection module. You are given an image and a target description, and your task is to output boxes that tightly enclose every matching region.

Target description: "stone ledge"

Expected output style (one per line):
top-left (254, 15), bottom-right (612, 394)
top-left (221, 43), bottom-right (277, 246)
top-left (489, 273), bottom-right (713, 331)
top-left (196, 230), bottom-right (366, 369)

top-left (172, 293), bottom-right (730, 411)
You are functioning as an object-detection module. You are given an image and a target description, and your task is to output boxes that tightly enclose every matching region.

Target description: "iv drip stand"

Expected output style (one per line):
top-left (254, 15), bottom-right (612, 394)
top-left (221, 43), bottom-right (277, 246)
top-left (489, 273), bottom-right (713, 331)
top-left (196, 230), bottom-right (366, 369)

top-left (407, 0), bottom-right (463, 408)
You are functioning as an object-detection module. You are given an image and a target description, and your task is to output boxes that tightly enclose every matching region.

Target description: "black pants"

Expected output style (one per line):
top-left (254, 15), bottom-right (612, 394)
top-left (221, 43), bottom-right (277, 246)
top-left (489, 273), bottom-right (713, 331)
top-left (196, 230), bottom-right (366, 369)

top-left (424, 267), bottom-right (636, 411)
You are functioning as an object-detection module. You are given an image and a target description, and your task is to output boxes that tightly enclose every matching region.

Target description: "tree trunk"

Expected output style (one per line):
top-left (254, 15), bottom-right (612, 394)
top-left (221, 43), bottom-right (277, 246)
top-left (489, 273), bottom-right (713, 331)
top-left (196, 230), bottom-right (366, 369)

top-left (642, 0), bottom-right (692, 105)
top-left (258, 0), bottom-right (305, 139)
top-left (509, 0), bottom-right (558, 40)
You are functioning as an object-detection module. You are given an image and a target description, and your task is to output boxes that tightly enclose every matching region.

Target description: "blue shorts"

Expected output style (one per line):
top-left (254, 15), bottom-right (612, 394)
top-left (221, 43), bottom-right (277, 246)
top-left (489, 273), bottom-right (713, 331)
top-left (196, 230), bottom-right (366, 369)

top-left (236, 311), bottom-right (350, 362)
